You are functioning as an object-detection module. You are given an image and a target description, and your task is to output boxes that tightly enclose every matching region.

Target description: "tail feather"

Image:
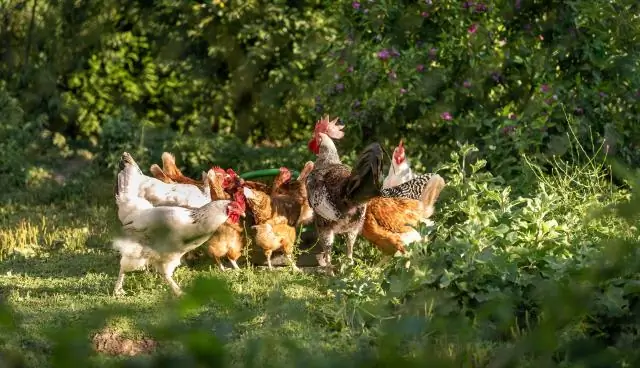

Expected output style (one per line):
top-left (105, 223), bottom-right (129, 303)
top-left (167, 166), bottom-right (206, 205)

top-left (418, 174), bottom-right (446, 218)
top-left (345, 142), bottom-right (384, 204)
top-left (149, 164), bottom-right (173, 183)
top-left (161, 152), bottom-right (180, 176)
top-left (115, 152), bottom-right (153, 222)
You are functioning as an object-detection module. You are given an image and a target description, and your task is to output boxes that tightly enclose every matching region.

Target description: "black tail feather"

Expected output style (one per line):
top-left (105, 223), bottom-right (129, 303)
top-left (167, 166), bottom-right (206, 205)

top-left (345, 142), bottom-right (384, 204)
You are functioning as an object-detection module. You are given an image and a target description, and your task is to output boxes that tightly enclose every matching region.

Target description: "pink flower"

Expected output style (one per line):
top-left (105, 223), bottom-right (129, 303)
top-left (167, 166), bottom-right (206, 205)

top-left (540, 84), bottom-right (551, 93)
top-left (440, 112), bottom-right (452, 121)
top-left (352, 1), bottom-right (360, 9)
top-left (377, 49), bottom-right (390, 60)
top-left (416, 64), bottom-right (425, 72)
top-left (421, 11), bottom-right (429, 17)
top-left (468, 23), bottom-right (479, 34)
top-left (400, 88), bottom-right (407, 94)
top-left (463, 80), bottom-right (471, 88)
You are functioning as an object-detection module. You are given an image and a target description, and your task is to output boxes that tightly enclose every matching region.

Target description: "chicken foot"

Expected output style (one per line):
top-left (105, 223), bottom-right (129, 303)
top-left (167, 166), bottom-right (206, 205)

top-left (345, 231), bottom-right (358, 265)
top-left (265, 250), bottom-right (274, 270)
top-left (156, 258), bottom-right (184, 297)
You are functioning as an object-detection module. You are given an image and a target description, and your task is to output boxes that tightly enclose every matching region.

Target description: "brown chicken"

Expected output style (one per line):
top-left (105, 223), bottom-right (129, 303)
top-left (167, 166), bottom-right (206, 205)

top-left (362, 174), bottom-right (446, 255)
top-left (251, 215), bottom-right (299, 270)
top-left (202, 169), bottom-right (246, 270)
top-left (242, 162), bottom-right (314, 228)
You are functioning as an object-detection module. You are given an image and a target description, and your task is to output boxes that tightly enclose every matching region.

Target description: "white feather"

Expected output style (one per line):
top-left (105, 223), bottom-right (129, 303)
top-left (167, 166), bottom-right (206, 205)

top-left (399, 229), bottom-right (422, 245)
top-left (383, 159), bottom-right (415, 189)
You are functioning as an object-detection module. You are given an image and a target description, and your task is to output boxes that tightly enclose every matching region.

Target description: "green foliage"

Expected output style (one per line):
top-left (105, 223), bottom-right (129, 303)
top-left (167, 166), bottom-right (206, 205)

top-left (311, 0), bottom-right (640, 179)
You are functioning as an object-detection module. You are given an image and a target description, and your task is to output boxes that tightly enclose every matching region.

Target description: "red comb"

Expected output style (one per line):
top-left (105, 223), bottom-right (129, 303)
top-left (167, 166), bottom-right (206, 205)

top-left (233, 191), bottom-right (246, 210)
top-left (212, 166), bottom-right (226, 175)
top-left (226, 168), bottom-right (238, 177)
top-left (314, 115), bottom-right (345, 140)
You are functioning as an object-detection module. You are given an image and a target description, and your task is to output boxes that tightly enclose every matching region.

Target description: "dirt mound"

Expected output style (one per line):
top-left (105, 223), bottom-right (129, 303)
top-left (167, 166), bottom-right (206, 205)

top-left (92, 329), bottom-right (157, 356)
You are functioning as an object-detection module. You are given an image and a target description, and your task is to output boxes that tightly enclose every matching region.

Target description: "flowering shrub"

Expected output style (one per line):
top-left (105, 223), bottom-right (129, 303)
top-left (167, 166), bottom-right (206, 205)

top-left (310, 0), bottom-right (640, 179)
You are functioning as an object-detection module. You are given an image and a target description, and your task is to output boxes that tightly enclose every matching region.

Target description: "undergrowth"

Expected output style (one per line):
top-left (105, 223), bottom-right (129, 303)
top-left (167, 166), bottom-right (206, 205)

top-left (1, 125), bottom-right (639, 366)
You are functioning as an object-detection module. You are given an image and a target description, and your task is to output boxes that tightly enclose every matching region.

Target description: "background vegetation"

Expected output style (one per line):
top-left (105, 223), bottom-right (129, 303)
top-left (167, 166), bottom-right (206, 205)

top-left (1, 0), bottom-right (640, 366)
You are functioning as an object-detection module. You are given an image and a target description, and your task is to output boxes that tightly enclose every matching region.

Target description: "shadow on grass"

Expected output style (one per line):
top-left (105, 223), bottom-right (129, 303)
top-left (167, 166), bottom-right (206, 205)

top-left (0, 250), bottom-right (117, 279)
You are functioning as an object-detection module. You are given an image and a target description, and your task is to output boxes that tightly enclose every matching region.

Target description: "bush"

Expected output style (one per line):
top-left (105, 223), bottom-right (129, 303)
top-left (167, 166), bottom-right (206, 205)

top-left (310, 0), bottom-right (640, 180)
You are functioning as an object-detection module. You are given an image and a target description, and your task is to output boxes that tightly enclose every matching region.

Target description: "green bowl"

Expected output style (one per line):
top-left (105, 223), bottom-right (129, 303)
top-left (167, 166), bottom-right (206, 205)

top-left (239, 168), bottom-right (300, 180)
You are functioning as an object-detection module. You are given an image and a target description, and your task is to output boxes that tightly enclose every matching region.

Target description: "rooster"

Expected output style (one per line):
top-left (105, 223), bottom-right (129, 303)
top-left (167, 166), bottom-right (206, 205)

top-left (305, 116), bottom-right (442, 270)
top-left (382, 139), bottom-right (414, 189)
top-left (112, 152), bottom-right (246, 296)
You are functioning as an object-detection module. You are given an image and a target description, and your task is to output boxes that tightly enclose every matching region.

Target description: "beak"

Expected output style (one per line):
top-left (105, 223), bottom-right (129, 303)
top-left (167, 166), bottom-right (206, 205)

top-left (240, 211), bottom-right (246, 218)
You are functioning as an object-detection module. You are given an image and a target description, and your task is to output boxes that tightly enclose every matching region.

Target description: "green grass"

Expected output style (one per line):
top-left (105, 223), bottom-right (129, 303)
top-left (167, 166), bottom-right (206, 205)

top-left (2, 141), bottom-right (640, 367)
top-left (0, 169), bottom-right (377, 367)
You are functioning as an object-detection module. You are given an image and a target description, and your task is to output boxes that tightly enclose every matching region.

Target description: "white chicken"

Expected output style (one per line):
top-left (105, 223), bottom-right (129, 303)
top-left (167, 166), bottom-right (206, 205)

top-left (131, 156), bottom-right (212, 209)
top-left (112, 152), bottom-right (246, 296)
top-left (382, 139), bottom-right (414, 189)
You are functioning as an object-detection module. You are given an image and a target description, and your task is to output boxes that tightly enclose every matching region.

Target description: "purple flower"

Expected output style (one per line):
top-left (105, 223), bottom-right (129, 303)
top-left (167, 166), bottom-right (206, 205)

top-left (421, 11), bottom-right (429, 17)
top-left (440, 112), bottom-right (452, 121)
top-left (599, 91), bottom-right (608, 98)
top-left (515, 0), bottom-right (521, 10)
top-left (540, 84), bottom-right (551, 93)
top-left (335, 83), bottom-right (345, 92)
top-left (468, 23), bottom-right (479, 34)
top-left (400, 88), bottom-right (407, 95)
top-left (429, 47), bottom-right (438, 59)
top-left (416, 64), bottom-right (425, 72)
top-left (352, 100), bottom-right (361, 109)
top-left (462, 1), bottom-right (474, 9)
top-left (388, 70), bottom-right (397, 80)
top-left (352, 1), bottom-right (360, 9)
top-left (463, 80), bottom-right (472, 88)
top-left (377, 49), bottom-right (390, 60)
top-left (475, 3), bottom-right (487, 12)
top-left (347, 65), bottom-right (354, 73)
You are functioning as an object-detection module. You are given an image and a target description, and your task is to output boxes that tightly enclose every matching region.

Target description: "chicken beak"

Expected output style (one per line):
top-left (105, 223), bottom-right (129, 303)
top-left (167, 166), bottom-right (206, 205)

top-left (240, 211), bottom-right (246, 218)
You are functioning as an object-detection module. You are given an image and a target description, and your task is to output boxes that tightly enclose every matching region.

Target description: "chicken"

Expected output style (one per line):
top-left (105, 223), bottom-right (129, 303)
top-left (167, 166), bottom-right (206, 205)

top-left (242, 171), bottom-right (311, 228)
top-left (362, 174), bottom-right (445, 255)
top-left (251, 216), bottom-right (299, 271)
top-left (382, 139), bottom-right (415, 189)
top-left (305, 115), bottom-right (443, 270)
top-left (112, 152), bottom-right (246, 296)
top-left (118, 154), bottom-right (211, 209)
top-left (271, 167), bottom-right (292, 195)
top-left (150, 151), bottom-right (269, 197)
top-left (202, 169), bottom-right (246, 271)
top-left (150, 152), bottom-right (203, 188)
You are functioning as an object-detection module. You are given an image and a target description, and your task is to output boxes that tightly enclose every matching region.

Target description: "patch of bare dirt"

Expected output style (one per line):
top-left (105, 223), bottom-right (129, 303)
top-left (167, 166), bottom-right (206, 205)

top-left (92, 329), bottom-right (157, 356)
